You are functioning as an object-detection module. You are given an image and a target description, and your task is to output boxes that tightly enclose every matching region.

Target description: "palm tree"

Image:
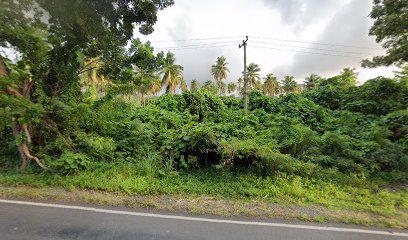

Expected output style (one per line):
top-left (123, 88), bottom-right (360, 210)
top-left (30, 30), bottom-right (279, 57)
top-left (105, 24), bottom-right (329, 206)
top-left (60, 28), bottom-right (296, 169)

top-left (148, 78), bottom-right (162, 96)
top-left (246, 63), bottom-right (261, 90)
top-left (263, 73), bottom-right (279, 96)
top-left (134, 66), bottom-right (159, 90)
top-left (254, 79), bottom-right (262, 91)
top-left (161, 52), bottom-right (184, 94)
top-left (281, 75), bottom-right (299, 94)
top-left (202, 80), bottom-right (218, 95)
top-left (190, 79), bottom-right (199, 92)
top-left (180, 77), bottom-right (188, 93)
top-left (219, 81), bottom-right (226, 96)
top-left (237, 77), bottom-right (244, 96)
top-left (304, 74), bottom-right (322, 90)
top-left (211, 56), bottom-right (229, 96)
top-left (81, 58), bottom-right (109, 94)
top-left (227, 83), bottom-right (237, 95)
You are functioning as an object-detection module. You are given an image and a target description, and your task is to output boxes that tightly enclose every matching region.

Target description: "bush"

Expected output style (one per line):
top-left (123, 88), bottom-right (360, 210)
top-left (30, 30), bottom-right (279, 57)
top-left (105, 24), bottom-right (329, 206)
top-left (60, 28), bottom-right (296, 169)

top-left (219, 137), bottom-right (273, 166)
top-left (382, 110), bottom-right (408, 141)
top-left (260, 151), bottom-right (318, 177)
top-left (188, 124), bottom-right (219, 166)
top-left (76, 132), bottom-right (116, 161)
top-left (343, 77), bottom-right (408, 116)
top-left (53, 151), bottom-right (90, 175)
top-left (154, 94), bottom-right (186, 112)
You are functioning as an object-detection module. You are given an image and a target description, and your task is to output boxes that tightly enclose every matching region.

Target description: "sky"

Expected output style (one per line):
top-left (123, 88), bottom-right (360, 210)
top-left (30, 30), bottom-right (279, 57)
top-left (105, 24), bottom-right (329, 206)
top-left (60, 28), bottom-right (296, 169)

top-left (137, 0), bottom-right (398, 86)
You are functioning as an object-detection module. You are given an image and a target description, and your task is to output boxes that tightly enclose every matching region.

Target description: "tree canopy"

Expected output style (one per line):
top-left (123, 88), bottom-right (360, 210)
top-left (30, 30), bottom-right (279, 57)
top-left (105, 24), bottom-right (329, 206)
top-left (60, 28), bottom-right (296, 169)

top-left (362, 0), bottom-right (408, 67)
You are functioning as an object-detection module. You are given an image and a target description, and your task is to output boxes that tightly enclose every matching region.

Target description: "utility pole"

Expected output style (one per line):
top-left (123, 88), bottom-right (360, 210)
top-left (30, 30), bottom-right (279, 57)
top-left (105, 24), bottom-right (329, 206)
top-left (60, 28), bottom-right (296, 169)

top-left (239, 36), bottom-right (248, 112)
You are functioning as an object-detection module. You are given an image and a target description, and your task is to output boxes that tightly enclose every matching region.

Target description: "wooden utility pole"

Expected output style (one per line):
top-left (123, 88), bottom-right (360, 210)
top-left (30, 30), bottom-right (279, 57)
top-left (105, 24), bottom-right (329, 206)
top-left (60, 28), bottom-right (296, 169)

top-left (239, 36), bottom-right (248, 111)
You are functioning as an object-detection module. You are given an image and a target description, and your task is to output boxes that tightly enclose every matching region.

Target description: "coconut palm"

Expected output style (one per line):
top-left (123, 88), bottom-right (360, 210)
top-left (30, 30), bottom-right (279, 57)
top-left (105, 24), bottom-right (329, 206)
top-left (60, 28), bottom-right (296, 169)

top-left (263, 73), bottom-right (280, 96)
top-left (246, 63), bottom-right (261, 90)
top-left (133, 65), bottom-right (161, 98)
top-left (304, 74), bottom-right (322, 90)
top-left (237, 77), bottom-right (244, 96)
top-left (180, 77), bottom-right (188, 93)
top-left (190, 79), bottom-right (199, 92)
top-left (81, 58), bottom-right (109, 94)
top-left (281, 75), bottom-right (299, 94)
top-left (219, 81), bottom-right (226, 96)
top-left (148, 78), bottom-right (162, 96)
top-left (254, 79), bottom-right (262, 91)
top-left (202, 80), bottom-right (218, 95)
top-left (227, 83), bottom-right (237, 95)
top-left (161, 52), bottom-right (184, 94)
top-left (211, 56), bottom-right (229, 96)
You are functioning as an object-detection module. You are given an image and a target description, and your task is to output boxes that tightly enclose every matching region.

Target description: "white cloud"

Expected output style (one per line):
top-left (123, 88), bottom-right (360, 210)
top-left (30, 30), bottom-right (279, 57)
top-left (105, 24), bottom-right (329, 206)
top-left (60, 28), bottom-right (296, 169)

top-left (137, 0), bottom-right (395, 85)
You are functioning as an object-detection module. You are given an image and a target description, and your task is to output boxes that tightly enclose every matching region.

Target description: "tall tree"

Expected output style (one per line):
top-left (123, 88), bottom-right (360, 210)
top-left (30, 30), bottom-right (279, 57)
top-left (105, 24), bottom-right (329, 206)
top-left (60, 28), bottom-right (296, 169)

top-left (202, 80), bottom-right (218, 95)
top-left (340, 68), bottom-right (358, 88)
top-left (263, 73), bottom-right (280, 96)
top-left (161, 52), bottom-right (183, 94)
top-left (148, 78), bottom-right (162, 96)
top-left (0, 0), bottom-right (173, 172)
top-left (219, 81), bottom-right (226, 96)
top-left (304, 74), bottom-right (322, 90)
top-left (190, 79), bottom-right (199, 92)
top-left (227, 82), bottom-right (237, 95)
top-left (211, 56), bottom-right (229, 96)
top-left (281, 75), bottom-right (298, 94)
top-left (247, 63), bottom-right (261, 90)
top-left (180, 77), bottom-right (188, 93)
top-left (81, 58), bottom-right (109, 94)
top-left (133, 65), bottom-right (161, 98)
top-left (362, 0), bottom-right (408, 68)
top-left (238, 77), bottom-right (244, 96)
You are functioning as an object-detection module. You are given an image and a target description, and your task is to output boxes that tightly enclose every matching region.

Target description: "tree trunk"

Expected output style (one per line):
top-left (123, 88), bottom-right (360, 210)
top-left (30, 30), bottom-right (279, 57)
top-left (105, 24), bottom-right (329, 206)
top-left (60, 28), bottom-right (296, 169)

top-left (11, 119), bottom-right (46, 174)
top-left (1, 59), bottom-right (46, 173)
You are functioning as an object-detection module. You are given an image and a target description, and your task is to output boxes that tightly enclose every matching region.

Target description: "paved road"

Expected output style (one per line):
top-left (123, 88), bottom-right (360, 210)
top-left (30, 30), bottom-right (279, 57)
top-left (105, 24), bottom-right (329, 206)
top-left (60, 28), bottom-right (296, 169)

top-left (0, 200), bottom-right (407, 240)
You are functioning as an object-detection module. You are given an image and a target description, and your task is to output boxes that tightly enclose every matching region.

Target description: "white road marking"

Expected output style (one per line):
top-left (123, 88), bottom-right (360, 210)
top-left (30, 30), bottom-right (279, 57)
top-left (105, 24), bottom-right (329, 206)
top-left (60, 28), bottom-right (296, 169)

top-left (1, 199), bottom-right (407, 237)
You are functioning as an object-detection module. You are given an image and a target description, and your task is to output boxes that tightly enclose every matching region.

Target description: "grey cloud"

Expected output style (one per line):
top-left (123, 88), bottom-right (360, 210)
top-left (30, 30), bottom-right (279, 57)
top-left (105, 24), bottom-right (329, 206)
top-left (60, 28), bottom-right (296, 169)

top-left (176, 47), bottom-right (242, 86)
top-left (165, 16), bottom-right (242, 85)
top-left (166, 16), bottom-right (192, 44)
top-left (263, 0), bottom-right (340, 30)
top-left (272, 0), bottom-right (379, 81)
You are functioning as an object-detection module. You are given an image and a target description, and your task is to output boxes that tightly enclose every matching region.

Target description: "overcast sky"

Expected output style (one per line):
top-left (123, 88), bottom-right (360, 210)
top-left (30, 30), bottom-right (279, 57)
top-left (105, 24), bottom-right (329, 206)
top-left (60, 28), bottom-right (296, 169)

top-left (138, 0), bottom-right (398, 86)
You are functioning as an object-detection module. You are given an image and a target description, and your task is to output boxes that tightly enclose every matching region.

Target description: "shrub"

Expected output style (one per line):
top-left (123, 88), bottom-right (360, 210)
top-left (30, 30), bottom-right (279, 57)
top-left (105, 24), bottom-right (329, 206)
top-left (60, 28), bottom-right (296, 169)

top-left (154, 94), bottom-right (186, 112)
top-left (382, 110), bottom-right (408, 141)
top-left (76, 132), bottom-right (116, 161)
top-left (53, 151), bottom-right (90, 175)
top-left (219, 137), bottom-right (273, 166)
top-left (188, 124), bottom-right (219, 166)
top-left (343, 77), bottom-right (408, 116)
top-left (260, 151), bottom-right (318, 177)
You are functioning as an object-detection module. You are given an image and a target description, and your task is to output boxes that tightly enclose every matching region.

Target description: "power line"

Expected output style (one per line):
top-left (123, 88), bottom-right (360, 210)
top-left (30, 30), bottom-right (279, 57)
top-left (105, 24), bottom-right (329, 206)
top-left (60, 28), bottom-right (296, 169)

top-left (154, 44), bottom-right (237, 51)
top-left (250, 45), bottom-right (365, 58)
top-left (144, 35), bottom-right (382, 51)
top-left (149, 36), bottom-right (244, 43)
top-left (153, 40), bottom-right (238, 49)
top-left (251, 40), bottom-right (379, 55)
top-left (250, 36), bottom-right (382, 50)
top-left (154, 43), bottom-right (369, 58)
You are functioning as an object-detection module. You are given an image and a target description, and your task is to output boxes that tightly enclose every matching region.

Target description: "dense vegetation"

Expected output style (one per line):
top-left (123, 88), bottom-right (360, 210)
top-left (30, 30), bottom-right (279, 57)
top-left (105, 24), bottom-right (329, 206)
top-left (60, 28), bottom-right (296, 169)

top-left (1, 68), bottom-right (407, 182)
top-left (0, 0), bottom-right (407, 226)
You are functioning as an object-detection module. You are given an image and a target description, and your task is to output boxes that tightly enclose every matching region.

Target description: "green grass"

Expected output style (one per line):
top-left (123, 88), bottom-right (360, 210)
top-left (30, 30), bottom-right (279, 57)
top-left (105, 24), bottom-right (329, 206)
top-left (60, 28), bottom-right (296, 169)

top-left (1, 162), bottom-right (407, 228)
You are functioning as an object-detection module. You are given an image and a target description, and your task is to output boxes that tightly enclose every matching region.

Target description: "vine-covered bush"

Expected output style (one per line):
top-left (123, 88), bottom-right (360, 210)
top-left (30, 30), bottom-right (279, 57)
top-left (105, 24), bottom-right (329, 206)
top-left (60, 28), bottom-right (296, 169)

top-left (1, 79), bottom-right (407, 181)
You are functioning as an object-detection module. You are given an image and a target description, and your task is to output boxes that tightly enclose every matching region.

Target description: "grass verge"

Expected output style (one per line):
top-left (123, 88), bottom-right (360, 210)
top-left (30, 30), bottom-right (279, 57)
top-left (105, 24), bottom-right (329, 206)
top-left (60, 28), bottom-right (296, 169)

top-left (0, 164), bottom-right (407, 228)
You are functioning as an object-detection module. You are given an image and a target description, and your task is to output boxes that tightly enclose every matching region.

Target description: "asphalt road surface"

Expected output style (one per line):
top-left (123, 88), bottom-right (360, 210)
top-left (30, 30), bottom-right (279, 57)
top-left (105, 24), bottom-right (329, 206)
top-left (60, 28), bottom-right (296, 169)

top-left (0, 199), bottom-right (407, 240)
